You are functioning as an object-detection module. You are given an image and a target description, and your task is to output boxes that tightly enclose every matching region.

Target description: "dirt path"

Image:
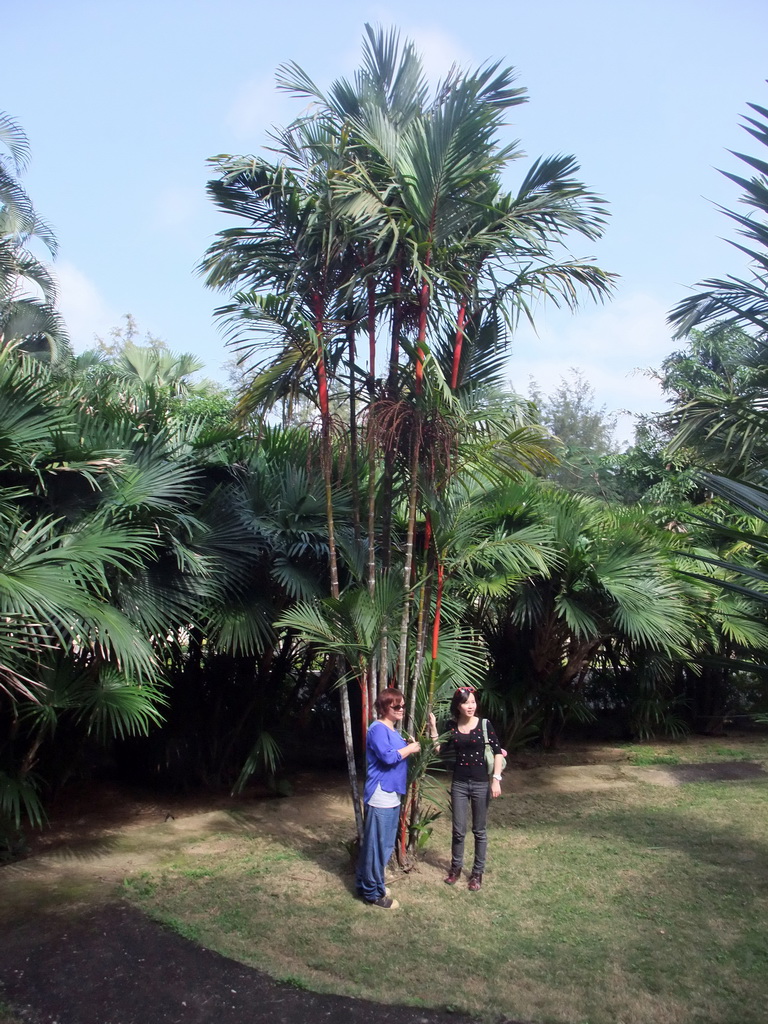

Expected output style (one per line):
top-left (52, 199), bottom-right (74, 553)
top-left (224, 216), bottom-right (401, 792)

top-left (0, 902), bottom-right (500, 1024)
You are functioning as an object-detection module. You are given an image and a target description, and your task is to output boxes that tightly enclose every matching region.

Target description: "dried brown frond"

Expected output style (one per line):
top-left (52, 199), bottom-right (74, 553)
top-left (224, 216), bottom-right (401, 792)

top-left (367, 398), bottom-right (456, 483)
top-left (300, 410), bottom-right (354, 479)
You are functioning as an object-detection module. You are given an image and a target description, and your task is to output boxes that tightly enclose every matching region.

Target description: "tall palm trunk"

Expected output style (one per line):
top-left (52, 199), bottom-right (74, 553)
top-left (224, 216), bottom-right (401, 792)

top-left (427, 560), bottom-right (444, 707)
top-left (450, 301), bottom-right (467, 390)
top-left (407, 572), bottom-right (432, 736)
top-left (381, 262), bottom-right (403, 575)
top-left (346, 309), bottom-right (361, 542)
top-left (314, 292), bottom-right (364, 841)
top-left (365, 271), bottom-right (380, 711)
top-left (398, 243), bottom-right (432, 685)
top-left (388, 263), bottom-right (402, 396)
top-left (396, 430), bottom-right (422, 690)
top-left (414, 277), bottom-right (429, 395)
top-left (365, 273), bottom-right (378, 598)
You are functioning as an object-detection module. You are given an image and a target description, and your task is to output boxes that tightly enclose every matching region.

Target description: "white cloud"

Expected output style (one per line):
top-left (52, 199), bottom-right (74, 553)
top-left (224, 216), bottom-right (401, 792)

top-left (56, 262), bottom-right (119, 352)
top-left (508, 291), bottom-right (675, 446)
top-left (404, 26), bottom-right (475, 85)
top-left (225, 26), bottom-right (474, 149)
top-left (152, 186), bottom-right (207, 229)
top-left (225, 75), bottom-right (298, 142)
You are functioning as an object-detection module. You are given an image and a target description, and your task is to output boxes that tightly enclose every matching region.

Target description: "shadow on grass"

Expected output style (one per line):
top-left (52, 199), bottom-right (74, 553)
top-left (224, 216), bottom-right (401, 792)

top-left (561, 784), bottom-right (768, 878)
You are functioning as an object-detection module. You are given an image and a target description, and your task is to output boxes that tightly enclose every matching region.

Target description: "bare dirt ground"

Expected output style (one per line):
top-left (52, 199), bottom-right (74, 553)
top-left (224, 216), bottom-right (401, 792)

top-left (1, 743), bottom-right (766, 1024)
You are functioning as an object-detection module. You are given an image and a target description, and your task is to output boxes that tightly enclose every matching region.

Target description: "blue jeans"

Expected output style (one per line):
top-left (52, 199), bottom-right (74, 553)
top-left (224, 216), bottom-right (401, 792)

top-left (356, 804), bottom-right (400, 902)
top-left (450, 776), bottom-right (490, 876)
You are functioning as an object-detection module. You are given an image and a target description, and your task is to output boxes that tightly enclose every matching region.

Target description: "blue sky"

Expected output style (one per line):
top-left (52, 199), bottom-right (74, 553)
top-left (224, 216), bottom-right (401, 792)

top-left (5, 0), bottom-right (768, 442)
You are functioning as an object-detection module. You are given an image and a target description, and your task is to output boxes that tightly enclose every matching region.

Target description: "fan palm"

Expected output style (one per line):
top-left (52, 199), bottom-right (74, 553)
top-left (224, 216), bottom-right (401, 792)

top-left (479, 484), bottom-right (693, 746)
top-left (0, 347), bottom-right (240, 830)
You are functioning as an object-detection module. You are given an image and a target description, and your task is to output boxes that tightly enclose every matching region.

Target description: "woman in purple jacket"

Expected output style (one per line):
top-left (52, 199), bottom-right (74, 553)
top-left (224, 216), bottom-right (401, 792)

top-left (355, 687), bottom-right (420, 910)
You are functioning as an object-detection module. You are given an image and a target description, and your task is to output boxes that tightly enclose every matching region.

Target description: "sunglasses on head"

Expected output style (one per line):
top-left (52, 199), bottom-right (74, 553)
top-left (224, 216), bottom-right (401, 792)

top-left (454, 687), bottom-right (476, 696)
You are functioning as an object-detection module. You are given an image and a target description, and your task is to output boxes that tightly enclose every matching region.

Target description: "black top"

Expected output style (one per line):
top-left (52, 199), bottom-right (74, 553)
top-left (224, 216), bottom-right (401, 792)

top-left (442, 718), bottom-right (502, 781)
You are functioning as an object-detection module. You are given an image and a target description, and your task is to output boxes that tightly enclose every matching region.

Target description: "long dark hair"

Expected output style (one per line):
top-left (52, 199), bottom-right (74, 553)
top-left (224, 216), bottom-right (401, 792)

top-left (449, 687), bottom-right (479, 720)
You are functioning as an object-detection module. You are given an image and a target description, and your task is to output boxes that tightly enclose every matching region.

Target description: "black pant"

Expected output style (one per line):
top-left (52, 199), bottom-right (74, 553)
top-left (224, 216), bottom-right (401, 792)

top-left (450, 776), bottom-right (490, 875)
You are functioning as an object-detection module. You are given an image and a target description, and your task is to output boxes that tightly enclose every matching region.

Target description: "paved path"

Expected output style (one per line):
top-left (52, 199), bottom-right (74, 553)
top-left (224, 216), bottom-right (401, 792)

top-left (0, 902), bottom-right (527, 1024)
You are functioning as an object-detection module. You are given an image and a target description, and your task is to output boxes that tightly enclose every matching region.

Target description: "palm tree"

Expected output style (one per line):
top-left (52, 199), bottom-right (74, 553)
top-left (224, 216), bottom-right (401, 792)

top-left (664, 94), bottom-right (768, 703)
top-left (0, 348), bottom-right (174, 830)
top-left (669, 94), bottom-right (768, 340)
top-left (478, 483), bottom-right (693, 747)
top-left (201, 26), bottom-right (616, 846)
top-left (0, 112), bottom-right (68, 361)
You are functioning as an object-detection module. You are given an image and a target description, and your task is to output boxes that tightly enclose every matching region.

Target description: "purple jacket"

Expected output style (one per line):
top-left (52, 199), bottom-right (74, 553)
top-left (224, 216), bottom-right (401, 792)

top-left (363, 720), bottom-right (408, 803)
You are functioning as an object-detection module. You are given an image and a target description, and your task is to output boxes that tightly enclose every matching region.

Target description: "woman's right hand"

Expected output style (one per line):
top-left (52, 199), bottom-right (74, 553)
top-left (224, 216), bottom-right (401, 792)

top-left (402, 740), bottom-right (421, 758)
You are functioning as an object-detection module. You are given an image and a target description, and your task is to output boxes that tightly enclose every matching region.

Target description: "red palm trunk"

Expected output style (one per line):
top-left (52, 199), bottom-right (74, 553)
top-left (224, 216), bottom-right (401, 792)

top-left (450, 302), bottom-right (467, 390)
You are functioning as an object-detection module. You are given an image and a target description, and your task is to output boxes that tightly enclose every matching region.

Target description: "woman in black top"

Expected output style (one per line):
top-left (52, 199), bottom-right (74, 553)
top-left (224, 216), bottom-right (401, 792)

top-left (429, 687), bottom-right (504, 891)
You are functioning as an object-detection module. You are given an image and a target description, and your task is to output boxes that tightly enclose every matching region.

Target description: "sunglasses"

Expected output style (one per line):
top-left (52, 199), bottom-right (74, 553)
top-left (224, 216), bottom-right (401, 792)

top-left (390, 702), bottom-right (406, 710)
top-left (454, 687), bottom-right (476, 696)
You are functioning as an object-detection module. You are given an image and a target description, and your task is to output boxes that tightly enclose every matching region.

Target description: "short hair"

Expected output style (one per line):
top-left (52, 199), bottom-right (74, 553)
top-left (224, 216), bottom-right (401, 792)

top-left (449, 687), bottom-right (479, 720)
top-left (375, 687), bottom-right (405, 717)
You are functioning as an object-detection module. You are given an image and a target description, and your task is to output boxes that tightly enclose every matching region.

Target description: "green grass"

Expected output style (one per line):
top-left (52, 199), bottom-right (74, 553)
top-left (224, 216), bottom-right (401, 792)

top-left (622, 733), bottom-right (768, 767)
top-left (625, 747), bottom-right (681, 765)
top-left (124, 771), bottom-right (768, 1024)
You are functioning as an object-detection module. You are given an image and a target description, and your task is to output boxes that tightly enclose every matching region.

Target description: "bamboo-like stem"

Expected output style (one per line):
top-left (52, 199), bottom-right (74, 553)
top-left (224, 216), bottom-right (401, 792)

top-left (346, 308), bottom-right (361, 542)
top-left (367, 657), bottom-right (377, 728)
top-left (339, 664), bottom-right (364, 839)
top-left (367, 274), bottom-right (377, 391)
top-left (359, 666), bottom-right (369, 751)
top-left (397, 778), bottom-right (418, 865)
top-left (378, 629), bottom-right (389, 690)
top-left (414, 278), bottom-right (429, 395)
top-left (364, 274), bottom-right (380, 714)
top-left (365, 278), bottom-right (378, 595)
top-left (388, 262), bottom-right (402, 395)
top-left (381, 262), bottom-right (402, 574)
top-left (431, 563), bottom-right (444, 664)
top-left (366, 422), bottom-right (377, 594)
top-left (396, 432), bottom-right (422, 690)
top-left (407, 573), bottom-right (432, 737)
top-left (315, 292), bottom-right (363, 840)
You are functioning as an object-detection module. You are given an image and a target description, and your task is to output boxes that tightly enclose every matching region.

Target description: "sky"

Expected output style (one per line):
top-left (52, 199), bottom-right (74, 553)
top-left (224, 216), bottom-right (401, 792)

top-left (5, 0), bottom-right (768, 444)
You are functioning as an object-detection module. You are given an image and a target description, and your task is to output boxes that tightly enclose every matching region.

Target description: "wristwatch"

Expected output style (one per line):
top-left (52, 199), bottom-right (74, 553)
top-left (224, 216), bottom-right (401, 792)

top-left (492, 773), bottom-right (503, 781)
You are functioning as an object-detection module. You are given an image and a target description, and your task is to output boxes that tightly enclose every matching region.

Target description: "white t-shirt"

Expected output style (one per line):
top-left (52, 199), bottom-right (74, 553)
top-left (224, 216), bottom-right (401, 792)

top-left (367, 782), bottom-right (401, 808)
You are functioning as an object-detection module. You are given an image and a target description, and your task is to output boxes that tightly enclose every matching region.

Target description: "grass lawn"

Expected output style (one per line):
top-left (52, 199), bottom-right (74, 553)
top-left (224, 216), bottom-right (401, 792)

top-left (124, 738), bottom-right (768, 1024)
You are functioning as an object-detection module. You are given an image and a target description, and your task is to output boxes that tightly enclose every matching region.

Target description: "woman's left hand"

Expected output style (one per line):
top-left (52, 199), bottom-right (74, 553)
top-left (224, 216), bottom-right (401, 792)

top-left (490, 778), bottom-right (502, 799)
